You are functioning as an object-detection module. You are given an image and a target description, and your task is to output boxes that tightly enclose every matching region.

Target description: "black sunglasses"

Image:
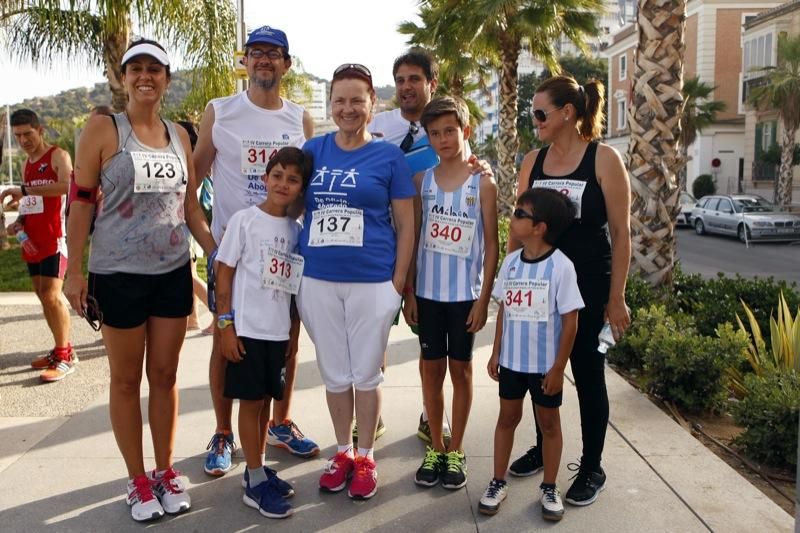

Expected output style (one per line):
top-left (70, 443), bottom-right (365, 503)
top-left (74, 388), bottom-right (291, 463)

top-left (532, 106), bottom-right (564, 123)
top-left (399, 121), bottom-right (420, 153)
top-left (83, 295), bottom-right (104, 331)
top-left (513, 208), bottom-right (539, 223)
top-left (333, 63), bottom-right (372, 80)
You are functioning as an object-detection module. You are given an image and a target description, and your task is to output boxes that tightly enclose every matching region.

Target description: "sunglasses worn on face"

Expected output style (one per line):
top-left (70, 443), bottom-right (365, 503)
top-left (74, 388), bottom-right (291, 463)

top-left (532, 106), bottom-right (564, 123)
top-left (333, 63), bottom-right (372, 80)
top-left (83, 295), bottom-right (104, 331)
top-left (513, 208), bottom-right (539, 223)
top-left (248, 49), bottom-right (283, 60)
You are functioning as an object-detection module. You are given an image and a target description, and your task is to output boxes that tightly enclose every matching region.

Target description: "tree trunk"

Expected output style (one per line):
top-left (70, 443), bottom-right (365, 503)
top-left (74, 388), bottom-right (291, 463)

top-left (775, 125), bottom-right (796, 206)
top-left (0, 109), bottom-right (7, 250)
top-left (103, 28), bottom-right (130, 112)
top-left (627, 0), bottom-right (687, 287)
top-left (496, 36), bottom-right (521, 216)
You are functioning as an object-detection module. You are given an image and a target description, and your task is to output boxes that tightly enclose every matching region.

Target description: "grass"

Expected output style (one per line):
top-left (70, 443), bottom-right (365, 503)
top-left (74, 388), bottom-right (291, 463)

top-left (0, 238), bottom-right (89, 291)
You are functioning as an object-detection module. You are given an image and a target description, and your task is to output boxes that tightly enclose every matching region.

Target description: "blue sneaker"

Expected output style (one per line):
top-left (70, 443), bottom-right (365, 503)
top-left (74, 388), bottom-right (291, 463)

top-left (241, 466), bottom-right (295, 498)
top-left (243, 477), bottom-right (293, 519)
top-left (204, 432), bottom-right (235, 476)
top-left (267, 419), bottom-right (320, 458)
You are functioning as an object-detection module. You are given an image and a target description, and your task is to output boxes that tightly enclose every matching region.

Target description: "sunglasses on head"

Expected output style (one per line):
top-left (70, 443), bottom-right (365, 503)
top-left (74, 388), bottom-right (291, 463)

top-left (513, 208), bottom-right (539, 223)
top-left (83, 295), bottom-right (104, 331)
top-left (333, 63), bottom-right (372, 81)
top-left (532, 106), bottom-right (564, 123)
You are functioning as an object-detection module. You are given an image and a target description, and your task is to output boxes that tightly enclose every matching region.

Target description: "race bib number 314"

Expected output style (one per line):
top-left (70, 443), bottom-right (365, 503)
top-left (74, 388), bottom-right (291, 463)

top-left (503, 279), bottom-right (549, 322)
top-left (241, 139), bottom-right (278, 175)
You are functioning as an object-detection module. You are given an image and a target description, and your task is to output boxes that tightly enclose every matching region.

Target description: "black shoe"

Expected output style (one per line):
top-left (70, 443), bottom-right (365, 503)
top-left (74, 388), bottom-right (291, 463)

top-left (440, 450), bottom-right (467, 490)
top-left (508, 446), bottom-right (543, 477)
top-left (414, 446), bottom-right (443, 487)
top-left (564, 463), bottom-right (606, 506)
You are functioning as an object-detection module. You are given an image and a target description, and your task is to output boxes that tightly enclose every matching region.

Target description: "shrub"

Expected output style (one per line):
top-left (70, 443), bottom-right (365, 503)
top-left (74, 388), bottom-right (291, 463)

top-left (609, 304), bottom-right (692, 371)
top-left (643, 321), bottom-right (747, 412)
top-left (692, 173), bottom-right (716, 199)
top-left (497, 215), bottom-right (510, 266)
top-left (732, 370), bottom-right (800, 469)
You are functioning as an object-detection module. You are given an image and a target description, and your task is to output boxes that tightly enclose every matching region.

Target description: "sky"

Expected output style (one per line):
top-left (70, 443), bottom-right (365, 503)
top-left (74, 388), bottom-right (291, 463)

top-left (0, 0), bottom-right (420, 107)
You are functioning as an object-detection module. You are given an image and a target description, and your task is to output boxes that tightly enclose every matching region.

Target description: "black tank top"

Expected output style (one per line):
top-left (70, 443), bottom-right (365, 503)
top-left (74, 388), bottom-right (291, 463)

top-left (528, 142), bottom-right (611, 276)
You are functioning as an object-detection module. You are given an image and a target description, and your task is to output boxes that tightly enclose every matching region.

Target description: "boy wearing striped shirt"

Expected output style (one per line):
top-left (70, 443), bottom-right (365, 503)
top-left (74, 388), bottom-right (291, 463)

top-left (403, 96), bottom-right (499, 490)
top-left (480, 188), bottom-right (584, 521)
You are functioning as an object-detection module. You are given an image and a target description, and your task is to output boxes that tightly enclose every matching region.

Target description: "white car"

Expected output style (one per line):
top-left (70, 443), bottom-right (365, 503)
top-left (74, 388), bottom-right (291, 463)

top-left (691, 194), bottom-right (800, 242)
top-left (676, 191), bottom-right (696, 226)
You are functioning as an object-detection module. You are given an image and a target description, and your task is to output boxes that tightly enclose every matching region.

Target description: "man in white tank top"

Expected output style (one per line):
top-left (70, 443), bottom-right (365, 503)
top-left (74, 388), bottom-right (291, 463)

top-left (187, 25), bottom-right (318, 476)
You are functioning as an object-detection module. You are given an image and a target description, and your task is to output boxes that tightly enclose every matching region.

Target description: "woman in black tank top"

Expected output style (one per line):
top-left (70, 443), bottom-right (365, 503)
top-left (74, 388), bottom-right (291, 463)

top-left (507, 76), bottom-right (631, 506)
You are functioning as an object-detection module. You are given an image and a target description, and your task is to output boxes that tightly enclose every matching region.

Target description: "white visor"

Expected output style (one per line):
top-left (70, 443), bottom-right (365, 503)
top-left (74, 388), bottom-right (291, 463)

top-left (121, 42), bottom-right (170, 67)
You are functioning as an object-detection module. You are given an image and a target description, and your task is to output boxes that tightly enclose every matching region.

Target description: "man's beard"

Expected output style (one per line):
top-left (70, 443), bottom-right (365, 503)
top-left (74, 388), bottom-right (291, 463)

top-left (252, 77), bottom-right (277, 90)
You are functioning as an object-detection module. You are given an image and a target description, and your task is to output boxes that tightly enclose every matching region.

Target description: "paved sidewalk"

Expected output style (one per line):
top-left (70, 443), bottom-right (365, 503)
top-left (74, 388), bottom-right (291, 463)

top-left (0, 293), bottom-right (794, 532)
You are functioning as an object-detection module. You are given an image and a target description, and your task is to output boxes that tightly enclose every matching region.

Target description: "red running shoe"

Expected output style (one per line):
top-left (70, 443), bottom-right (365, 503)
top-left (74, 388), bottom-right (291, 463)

top-left (319, 452), bottom-right (354, 493)
top-left (348, 456), bottom-right (377, 500)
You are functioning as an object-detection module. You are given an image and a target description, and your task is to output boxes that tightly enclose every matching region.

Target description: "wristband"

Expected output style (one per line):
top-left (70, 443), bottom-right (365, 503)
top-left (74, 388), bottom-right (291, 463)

top-left (403, 286), bottom-right (414, 295)
top-left (20, 184), bottom-right (27, 196)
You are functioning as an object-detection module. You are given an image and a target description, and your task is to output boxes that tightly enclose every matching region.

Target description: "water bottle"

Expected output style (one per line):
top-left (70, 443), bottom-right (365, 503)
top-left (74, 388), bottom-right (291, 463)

top-left (597, 322), bottom-right (616, 354)
top-left (16, 230), bottom-right (39, 255)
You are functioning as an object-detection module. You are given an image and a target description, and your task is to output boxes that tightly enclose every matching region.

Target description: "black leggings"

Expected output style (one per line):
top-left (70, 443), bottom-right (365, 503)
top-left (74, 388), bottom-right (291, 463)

top-left (532, 273), bottom-right (609, 472)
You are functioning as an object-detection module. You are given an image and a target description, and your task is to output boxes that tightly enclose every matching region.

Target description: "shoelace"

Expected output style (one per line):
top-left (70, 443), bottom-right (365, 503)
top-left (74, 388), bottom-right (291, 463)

top-left (445, 452), bottom-right (463, 473)
top-left (206, 433), bottom-right (232, 456)
top-left (353, 457), bottom-right (374, 478)
top-left (130, 476), bottom-right (156, 503)
top-left (421, 448), bottom-right (440, 470)
top-left (542, 486), bottom-right (559, 504)
top-left (485, 480), bottom-right (505, 498)
top-left (156, 468), bottom-right (183, 494)
top-left (567, 462), bottom-right (592, 485)
top-left (288, 421), bottom-right (306, 440)
top-left (324, 454), bottom-right (349, 474)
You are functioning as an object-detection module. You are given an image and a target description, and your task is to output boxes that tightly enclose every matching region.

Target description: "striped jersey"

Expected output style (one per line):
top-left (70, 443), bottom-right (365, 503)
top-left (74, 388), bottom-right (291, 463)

top-left (491, 248), bottom-right (584, 374)
top-left (416, 169), bottom-right (484, 302)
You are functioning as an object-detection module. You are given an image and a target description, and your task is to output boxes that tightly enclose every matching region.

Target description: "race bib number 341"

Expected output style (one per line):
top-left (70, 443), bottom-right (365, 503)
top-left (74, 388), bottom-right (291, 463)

top-left (503, 279), bottom-right (549, 322)
top-left (262, 247), bottom-right (304, 294)
top-left (309, 207), bottom-right (364, 247)
top-left (131, 151), bottom-right (186, 193)
top-left (423, 212), bottom-right (476, 257)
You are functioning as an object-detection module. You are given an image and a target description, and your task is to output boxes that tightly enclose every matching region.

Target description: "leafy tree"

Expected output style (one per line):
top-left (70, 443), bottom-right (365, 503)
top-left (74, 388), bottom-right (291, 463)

top-left (678, 76), bottom-right (725, 191)
top-left (748, 33), bottom-right (800, 206)
top-left (0, 0), bottom-right (236, 115)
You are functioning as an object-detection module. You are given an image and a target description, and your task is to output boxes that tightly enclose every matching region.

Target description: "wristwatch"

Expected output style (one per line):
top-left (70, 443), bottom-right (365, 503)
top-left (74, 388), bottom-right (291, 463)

top-left (217, 312), bottom-right (234, 330)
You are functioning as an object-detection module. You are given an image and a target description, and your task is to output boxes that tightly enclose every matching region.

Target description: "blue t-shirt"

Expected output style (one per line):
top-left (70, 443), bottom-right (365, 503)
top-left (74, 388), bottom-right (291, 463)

top-left (300, 133), bottom-right (415, 282)
top-left (406, 136), bottom-right (440, 174)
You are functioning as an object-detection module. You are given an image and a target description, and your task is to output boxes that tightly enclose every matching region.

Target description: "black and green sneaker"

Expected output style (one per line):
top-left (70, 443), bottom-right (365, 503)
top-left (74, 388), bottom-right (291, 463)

top-left (353, 416), bottom-right (386, 443)
top-left (414, 446), bottom-right (443, 487)
top-left (441, 450), bottom-right (467, 490)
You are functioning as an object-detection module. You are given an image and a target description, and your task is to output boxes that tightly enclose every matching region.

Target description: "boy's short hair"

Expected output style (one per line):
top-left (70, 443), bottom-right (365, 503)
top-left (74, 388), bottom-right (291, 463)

top-left (266, 147), bottom-right (313, 190)
top-left (517, 188), bottom-right (576, 245)
top-left (10, 109), bottom-right (41, 128)
top-left (392, 47), bottom-right (438, 82)
top-left (420, 96), bottom-right (470, 131)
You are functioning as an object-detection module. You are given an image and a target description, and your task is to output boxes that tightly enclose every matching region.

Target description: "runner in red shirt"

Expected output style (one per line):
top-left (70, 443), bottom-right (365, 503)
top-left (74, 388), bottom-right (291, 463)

top-left (1, 108), bottom-right (76, 382)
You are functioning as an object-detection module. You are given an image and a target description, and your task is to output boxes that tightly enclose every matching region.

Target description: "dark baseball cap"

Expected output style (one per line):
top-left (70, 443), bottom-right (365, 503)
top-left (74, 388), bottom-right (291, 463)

top-left (245, 26), bottom-right (289, 53)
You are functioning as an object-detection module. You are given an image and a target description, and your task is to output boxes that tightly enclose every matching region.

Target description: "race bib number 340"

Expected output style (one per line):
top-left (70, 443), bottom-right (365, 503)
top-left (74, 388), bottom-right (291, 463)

top-left (262, 247), bottom-right (304, 294)
top-left (308, 207), bottom-right (364, 247)
top-left (503, 279), bottom-right (549, 322)
top-left (131, 151), bottom-right (186, 193)
top-left (423, 212), bottom-right (476, 257)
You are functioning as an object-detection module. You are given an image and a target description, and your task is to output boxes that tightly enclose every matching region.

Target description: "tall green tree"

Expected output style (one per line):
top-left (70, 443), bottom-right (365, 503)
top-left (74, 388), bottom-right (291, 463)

top-left (0, 0), bottom-right (236, 114)
top-left (411, 0), bottom-right (603, 213)
top-left (678, 76), bottom-right (725, 191)
top-left (627, 0), bottom-right (687, 287)
top-left (749, 33), bottom-right (800, 206)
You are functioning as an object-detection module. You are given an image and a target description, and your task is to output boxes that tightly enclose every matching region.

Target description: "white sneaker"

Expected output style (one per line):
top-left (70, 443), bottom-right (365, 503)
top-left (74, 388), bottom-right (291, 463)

top-left (126, 475), bottom-right (164, 522)
top-left (540, 484), bottom-right (564, 521)
top-left (478, 478), bottom-right (508, 515)
top-left (149, 467), bottom-right (191, 514)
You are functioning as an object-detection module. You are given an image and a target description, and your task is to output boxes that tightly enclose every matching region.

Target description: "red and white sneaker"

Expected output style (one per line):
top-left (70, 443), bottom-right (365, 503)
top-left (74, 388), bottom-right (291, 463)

top-left (319, 452), bottom-right (354, 493)
top-left (126, 474), bottom-right (164, 522)
top-left (40, 354), bottom-right (76, 383)
top-left (148, 467), bottom-right (191, 514)
top-left (348, 456), bottom-right (378, 500)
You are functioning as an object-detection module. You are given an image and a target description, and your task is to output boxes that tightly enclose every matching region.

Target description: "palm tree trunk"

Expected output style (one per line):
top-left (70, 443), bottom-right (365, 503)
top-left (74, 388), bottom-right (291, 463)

top-left (496, 36), bottom-right (521, 216)
top-left (103, 28), bottom-right (130, 112)
top-left (0, 202), bottom-right (8, 251)
top-left (775, 125), bottom-right (796, 206)
top-left (628, 0), bottom-right (687, 287)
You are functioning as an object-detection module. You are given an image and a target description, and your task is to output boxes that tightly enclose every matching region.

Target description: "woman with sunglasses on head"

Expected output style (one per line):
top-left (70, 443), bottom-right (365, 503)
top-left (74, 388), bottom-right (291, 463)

top-left (64, 39), bottom-right (201, 522)
top-left (296, 63), bottom-right (415, 500)
top-left (507, 75), bottom-right (631, 506)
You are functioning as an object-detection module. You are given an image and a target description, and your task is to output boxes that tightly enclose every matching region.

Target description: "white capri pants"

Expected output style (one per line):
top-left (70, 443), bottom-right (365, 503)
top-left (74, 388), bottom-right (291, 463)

top-left (297, 277), bottom-right (402, 393)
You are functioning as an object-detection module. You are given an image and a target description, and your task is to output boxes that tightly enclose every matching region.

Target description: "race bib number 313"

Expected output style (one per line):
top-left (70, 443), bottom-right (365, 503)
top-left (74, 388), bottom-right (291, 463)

top-left (423, 212), bottom-right (476, 257)
top-left (309, 207), bottom-right (364, 247)
top-left (503, 279), bottom-right (549, 322)
top-left (262, 247), bottom-right (304, 294)
top-left (131, 151), bottom-right (186, 193)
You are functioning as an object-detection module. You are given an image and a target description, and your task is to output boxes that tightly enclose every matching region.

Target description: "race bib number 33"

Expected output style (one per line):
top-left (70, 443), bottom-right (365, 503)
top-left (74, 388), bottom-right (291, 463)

top-left (423, 212), bottom-right (476, 257)
top-left (19, 194), bottom-right (44, 215)
top-left (503, 279), bottom-right (549, 322)
top-left (131, 151), bottom-right (186, 193)
top-left (262, 247), bottom-right (304, 294)
top-left (309, 207), bottom-right (364, 247)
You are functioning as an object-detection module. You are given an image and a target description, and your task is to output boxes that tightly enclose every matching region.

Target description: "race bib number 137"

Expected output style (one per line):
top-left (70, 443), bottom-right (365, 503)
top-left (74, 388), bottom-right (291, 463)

top-left (308, 207), bottom-right (364, 247)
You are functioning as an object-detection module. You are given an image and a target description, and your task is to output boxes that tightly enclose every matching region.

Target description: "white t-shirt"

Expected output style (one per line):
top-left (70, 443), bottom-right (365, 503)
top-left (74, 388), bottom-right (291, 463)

top-left (491, 248), bottom-right (585, 374)
top-left (216, 206), bottom-right (301, 341)
top-left (210, 92), bottom-right (306, 243)
top-left (369, 108), bottom-right (428, 145)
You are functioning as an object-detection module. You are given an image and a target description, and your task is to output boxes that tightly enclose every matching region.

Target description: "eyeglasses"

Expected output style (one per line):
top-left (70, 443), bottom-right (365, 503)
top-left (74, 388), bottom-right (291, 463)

top-left (532, 106), bottom-right (564, 123)
top-left (513, 208), bottom-right (539, 223)
top-left (83, 295), bottom-right (104, 331)
top-left (333, 63), bottom-right (372, 81)
top-left (248, 48), bottom-right (284, 60)
top-left (400, 121), bottom-right (419, 153)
